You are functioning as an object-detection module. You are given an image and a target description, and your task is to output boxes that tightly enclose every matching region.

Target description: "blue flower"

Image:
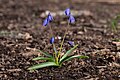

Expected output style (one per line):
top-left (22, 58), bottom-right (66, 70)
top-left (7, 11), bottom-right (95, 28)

top-left (48, 13), bottom-right (53, 21)
top-left (69, 15), bottom-right (75, 23)
top-left (68, 41), bottom-right (74, 46)
top-left (43, 18), bottom-right (49, 26)
top-left (64, 8), bottom-right (71, 16)
top-left (50, 37), bottom-right (55, 44)
top-left (43, 13), bottom-right (53, 26)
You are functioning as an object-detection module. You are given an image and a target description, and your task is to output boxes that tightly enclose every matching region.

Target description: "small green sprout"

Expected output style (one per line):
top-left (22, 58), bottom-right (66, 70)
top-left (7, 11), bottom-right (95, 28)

top-left (111, 14), bottom-right (120, 32)
top-left (28, 8), bottom-right (89, 70)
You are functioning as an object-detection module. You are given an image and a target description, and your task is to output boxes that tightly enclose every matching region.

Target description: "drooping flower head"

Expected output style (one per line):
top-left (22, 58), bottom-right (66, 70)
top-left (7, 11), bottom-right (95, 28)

top-left (68, 41), bottom-right (75, 47)
top-left (64, 8), bottom-right (71, 16)
top-left (68, 15), bottom-right (75, 23)
top-left (64, 8), bottom-right (75, 23)
top-left (43, 13), bottom-right (53, 26)
top-left (48, 13), bottom-right (53, 21)
top-left (50, 37), bottom-right (55, 44)
top-left (43, 18), bottom-right (49, 26)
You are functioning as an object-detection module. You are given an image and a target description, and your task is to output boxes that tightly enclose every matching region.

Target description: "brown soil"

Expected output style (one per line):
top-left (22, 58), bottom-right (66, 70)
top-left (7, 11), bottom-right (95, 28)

top-left (0, 0), bottom-right (120, 80)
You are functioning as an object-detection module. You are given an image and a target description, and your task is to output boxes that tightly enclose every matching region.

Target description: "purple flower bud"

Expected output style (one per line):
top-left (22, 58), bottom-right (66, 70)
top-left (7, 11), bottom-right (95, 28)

top-left (64, 8), bottom-right (71, 16)
top-left (48, 13), bottom-right (53, 21)
top-left (69, 15), bottom-right (75, 23)
top-left (43, 18), bottom-right (49, 26)
top-left (50, 37), bottom-right (55, 44)
top-left (68, 41), bottom-right (74, 46)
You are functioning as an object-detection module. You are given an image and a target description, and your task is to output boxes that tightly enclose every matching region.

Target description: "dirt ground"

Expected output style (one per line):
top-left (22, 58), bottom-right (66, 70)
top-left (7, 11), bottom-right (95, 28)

top-left (0, 0), bottom-right (120, 80)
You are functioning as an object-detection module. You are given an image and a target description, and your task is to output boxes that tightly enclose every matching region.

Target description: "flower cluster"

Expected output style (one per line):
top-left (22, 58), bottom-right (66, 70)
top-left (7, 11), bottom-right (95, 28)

top-left (43, 13), bottom-right (54, 44)
top-left (64, 8), bottom-right (75, 23)
top-left (43, 8), bottom-right (75, 46)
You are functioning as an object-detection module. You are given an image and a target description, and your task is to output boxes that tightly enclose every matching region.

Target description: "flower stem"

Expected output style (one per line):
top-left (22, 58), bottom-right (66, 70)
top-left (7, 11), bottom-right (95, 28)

top-left (49, 25), bottom-right (58, 63)
top-left (58, 22), bottom-right (69, 59)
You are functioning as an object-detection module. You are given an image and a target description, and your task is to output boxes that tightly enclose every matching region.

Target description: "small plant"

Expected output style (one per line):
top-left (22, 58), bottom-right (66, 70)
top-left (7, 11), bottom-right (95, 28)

top-left (28, 8), bottom-right (89, 70)
top-left (111, 14), bottom-right (120, 32)
top-left (111, 15), bottom-right (120, 42)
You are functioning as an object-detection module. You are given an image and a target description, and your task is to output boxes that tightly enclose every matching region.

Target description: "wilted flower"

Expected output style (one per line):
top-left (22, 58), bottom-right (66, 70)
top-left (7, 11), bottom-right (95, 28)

top-left (69, 15), bottom-right (75, 23)
top-left (64, 8), bottom-right (71, 16)
top-left (50, 37), bottom-right (55, 44)
top-left (43, 13), bottom-right (53, 26)
top-left (68, 41), bottom-right (74, 46)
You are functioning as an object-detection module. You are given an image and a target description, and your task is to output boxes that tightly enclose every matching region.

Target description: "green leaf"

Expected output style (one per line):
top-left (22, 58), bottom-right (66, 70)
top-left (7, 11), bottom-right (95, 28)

top-left (28, 62), bottom-right (58, 70)
top-left (60, 55), bottom-right (89, 64)
top-left (60, 44), bottom-right (78, 63)
top-left (37, 50), bottom-right (53, 58)
top-left (77, 55), bottom-right (89, 59)
top-left (111, 14), bottom-right (120, 32)
top-left (112, 39), bottom-right (120, 42)
top-left (111, 19), bottom-right (117, 32)
top-left (32, 57), bottom-right (54, 62)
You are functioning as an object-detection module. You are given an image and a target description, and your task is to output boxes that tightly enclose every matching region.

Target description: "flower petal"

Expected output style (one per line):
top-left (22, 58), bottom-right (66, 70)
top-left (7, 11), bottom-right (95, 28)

top-left (64, 8), bottom-right (71, 16)
top-left (68, 41), bottom-right (75, 46)
top-left (48, 13), bottom-right (53, 21)
top-left (50, 37), bottom-right (55, 44)
top-left (69, 15), bottom-right (75, 23)
top-left (43, 18), bottom-right (49, 26)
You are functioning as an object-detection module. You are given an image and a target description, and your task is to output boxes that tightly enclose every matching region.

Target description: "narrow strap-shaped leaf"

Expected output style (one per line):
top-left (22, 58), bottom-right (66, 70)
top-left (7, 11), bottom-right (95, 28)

top-left (111, 19), bottom-right (117, 32)
top-left (32, 57), bottom-right (54, 62)
top-left (60, 44), bottom-right (78, 62)
top-left (111, 14), bottom-right (120, 32)
top-left (59, 55), bottom-right (89, 65)
top-left (28, 62), bottom-right (58, 70)
top-left (37, 50), bottom-right (53, 58)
